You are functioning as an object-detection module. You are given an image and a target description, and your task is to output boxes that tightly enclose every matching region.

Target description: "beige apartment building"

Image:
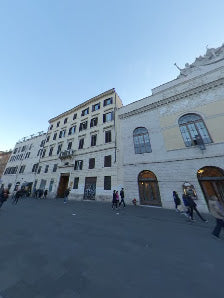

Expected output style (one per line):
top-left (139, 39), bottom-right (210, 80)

top-left (36, 89), bottom-right (123, 201)
top-left (117, 44), bottom-right (224, 213)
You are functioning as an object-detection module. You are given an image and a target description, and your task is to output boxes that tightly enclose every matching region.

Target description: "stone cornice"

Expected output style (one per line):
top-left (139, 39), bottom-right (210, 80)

top-left (49, 88), bottom-right (115, 123)
top-left (119, 78), bottom-right (224, 119)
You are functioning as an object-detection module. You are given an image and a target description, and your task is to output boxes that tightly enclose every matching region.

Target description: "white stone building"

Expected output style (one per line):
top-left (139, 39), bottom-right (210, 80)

top-left (117, 45), bottom-right (224, 213)
top-left (35, 88), bottom-right (123, 201)
top-left (1, 132), bottom-right (46, 193)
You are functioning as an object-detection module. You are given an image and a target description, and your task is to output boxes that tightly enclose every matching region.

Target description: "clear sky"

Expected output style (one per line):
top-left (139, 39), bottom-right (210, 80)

top-left (0, 0), bottom-right (224, 151)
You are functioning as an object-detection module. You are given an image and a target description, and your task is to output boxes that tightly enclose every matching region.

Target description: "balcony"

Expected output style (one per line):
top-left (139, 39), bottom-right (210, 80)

top-left (59, 150), bottom-right (75, 160)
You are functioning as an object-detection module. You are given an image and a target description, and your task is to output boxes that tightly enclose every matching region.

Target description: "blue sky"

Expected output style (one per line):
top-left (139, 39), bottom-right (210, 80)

top-left (0, 0), bottom-right (224, 150)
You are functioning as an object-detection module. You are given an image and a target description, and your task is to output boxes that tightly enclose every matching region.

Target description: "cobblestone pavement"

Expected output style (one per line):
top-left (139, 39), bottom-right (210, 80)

top-left (0, 198), bottom-right (223, 298)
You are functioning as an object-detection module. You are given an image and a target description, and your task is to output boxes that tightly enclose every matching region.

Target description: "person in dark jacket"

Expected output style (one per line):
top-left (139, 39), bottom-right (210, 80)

top-left (0, 188), bottom-right (9, 208)
top-left (119, 188), bottom-right (126, 207)
top-left (43, 189), bottom-right (48, 199)
top-left (186, 193), bottom-right (208, 222)
top-left (173, 191), bottom-right (181, 212)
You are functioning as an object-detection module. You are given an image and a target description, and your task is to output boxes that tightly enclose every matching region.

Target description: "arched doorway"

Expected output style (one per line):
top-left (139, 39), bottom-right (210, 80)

top-left (197, 166), bottom-right (224, 204)
top-left (138, 171), bottom-right (162, 206)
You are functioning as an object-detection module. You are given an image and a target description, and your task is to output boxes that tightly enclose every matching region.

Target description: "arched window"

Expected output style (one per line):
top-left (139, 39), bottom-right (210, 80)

top-left (133, 127), bottom-right (152, 154)
top-left (178, 113), bottom-right (212, 147)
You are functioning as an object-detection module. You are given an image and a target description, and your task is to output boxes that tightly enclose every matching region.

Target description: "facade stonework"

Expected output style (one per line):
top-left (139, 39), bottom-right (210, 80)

top-left (117, 46), bottom-right (224, 213)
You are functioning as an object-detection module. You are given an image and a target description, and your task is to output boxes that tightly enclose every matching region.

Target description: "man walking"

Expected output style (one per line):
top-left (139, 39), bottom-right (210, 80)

top-left (119, 188), bottom-right (126, 207)
top-left (186, 193), bottom-right (208, 222)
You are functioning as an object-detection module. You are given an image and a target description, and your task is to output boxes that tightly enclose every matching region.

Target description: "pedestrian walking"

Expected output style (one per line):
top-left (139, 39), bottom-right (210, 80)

top-left (43, 189), bottom-right (48, 199)
top-left (173, 191), bottom-right (181, 212)
top-left (119, 188), bottom-right (126, 207)
top-left (112, 190), bottom-right (117, 209)
top-left (208, 195), bottom-right (224, 239)
top-left (0, 188), bottom-right (9, 209)
top-left (38, 189), bottom-right (44, 199)
top-left (12, 189), bottom-right (21, 205)
top-left (186, 193), bottom-right (208, 222)
top-left (64, 188), bottom-right (70, 203)
top-left (116, 191), bottom-right (119, 206)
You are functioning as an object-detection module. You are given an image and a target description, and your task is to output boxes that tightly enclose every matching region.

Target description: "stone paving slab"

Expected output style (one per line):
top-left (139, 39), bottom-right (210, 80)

top-left (0, 198), bottom-right (223, 298)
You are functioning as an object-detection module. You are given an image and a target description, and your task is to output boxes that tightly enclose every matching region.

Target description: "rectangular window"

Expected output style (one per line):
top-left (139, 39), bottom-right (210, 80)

top-left (103, 97), bottom-right (113, 106)
top-left (74, 160), bottom-right (83, 170)
top-left (32, 163), bottom-right (39, 172)
top-left (37, 149), bottom-right (42, 156)
top-left (73, 177), bottom-right (79, 189)
top-left (104, 155), bottom-right (112, 167)
top-left (89, 158), bottom-right (95, 169)
top-left (59, 129), bottom-right (66, 138)
top-left (92, 102), bottom-right (100, 112)
top-left (68, 125), bottom-right (76, 135)
top-left (46, 135), bottom-right (50, 142)
top-left (13, 148), bottom-right (18, 154)
top-left (50, 124), bottom-right (53, 130)
top-left (57, 121), bottom-right (60, 127)
top-left (44, 165), bottom-right (49, 173)
top-left (105, 130), bottom-right (112, 143)
top-left (79, 121), bottom-right (88, 131)
top-left (67, 142), bottom-right (72, 150)
top-left (21, 146), bottom-right (26, 152)
top-left (90, 117), bottom-right (98, 128)
top-left (64, 117), bottom-right (68, 124)
top-left (37, 166), bottom-right (42, 174)
top-left (53, 133), bottom-right (57, 140)
top-left (73, 113), bottom-right (77, 120)
top-left (104, 176), bottom-right (111, 190)
top-left (103, 111), bottom-right (114, 123)
top-left (49, 147), bottom-right (54, 156)
top-left (19, 165), bottom-right (26, 173)
top-left (81, 107), bottom-right (89, 116)
top-left (25, 152), bottom-right (30, 159)
top-left (91, 134), bottom-right (97, 146)
top-left (42, 149), bottom-right (46, 158)
top-left (53, 164), bottom-right (57, 172)
top-left (49, 179), bottom-right (54, 192)
top-left (57, 144), bottom-right (62, 154)
top-left (79, 138), bottom-right (84, 149)
top-left (40, 140), bottom-right (45, 147)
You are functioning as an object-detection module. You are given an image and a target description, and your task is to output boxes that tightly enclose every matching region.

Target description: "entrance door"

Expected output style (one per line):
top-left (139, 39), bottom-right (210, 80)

top-left (197, 166), bottom-right (224, 204)
top-left (57, 174), bottom-right (69, 198)
top-left (138, 170), bottom-right (162, 206)
top-left (84, 177), bottom-right (97, 200)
